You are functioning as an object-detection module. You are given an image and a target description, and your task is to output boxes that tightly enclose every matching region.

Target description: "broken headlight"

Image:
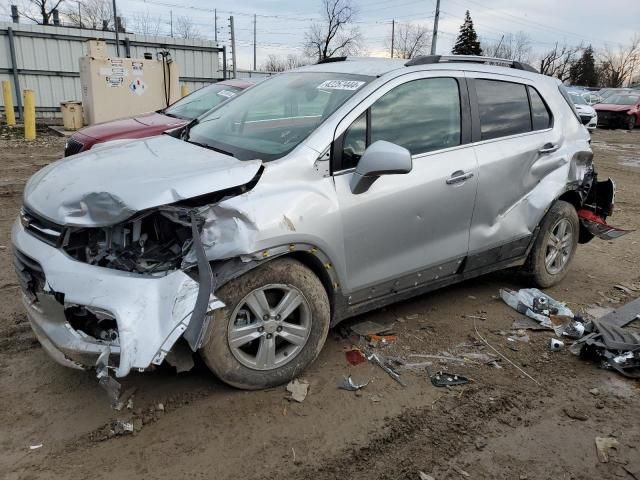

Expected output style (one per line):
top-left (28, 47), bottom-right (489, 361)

top-left (63, 206), bottom-right (197, 274)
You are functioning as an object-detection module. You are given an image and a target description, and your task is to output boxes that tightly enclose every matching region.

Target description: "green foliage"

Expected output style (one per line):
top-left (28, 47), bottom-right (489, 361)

top-left (569, 46), bottom-right (598, 87)
top-left (452, 11), bottom-right (483, 56)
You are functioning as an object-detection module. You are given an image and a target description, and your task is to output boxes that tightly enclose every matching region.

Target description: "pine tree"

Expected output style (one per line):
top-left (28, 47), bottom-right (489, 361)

top-left (569, 46), bottom-right (598, 87)
top-left (452, 11), bottom-right (483, 56)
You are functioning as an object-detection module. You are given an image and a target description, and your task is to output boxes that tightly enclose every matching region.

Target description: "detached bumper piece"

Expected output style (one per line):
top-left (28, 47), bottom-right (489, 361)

top-left (577, 209), bottom-right (632, 240)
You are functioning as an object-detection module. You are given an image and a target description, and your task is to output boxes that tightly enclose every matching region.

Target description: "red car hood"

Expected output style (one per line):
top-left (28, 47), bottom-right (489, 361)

top-left (594, 104), bottom-right (635, 112)
top-left (77, 112), bottom-right (188, 141)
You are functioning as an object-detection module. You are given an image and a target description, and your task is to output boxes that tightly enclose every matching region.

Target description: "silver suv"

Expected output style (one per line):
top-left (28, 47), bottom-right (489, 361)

top-left (13, 55), bottom-right (616, 392)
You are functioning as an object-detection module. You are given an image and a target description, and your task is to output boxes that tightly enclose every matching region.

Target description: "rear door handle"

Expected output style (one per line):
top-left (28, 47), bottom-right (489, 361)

top-left (538, 143), bottom-right (560, 154)
top-left (446, 170), bottom-right (474, 185)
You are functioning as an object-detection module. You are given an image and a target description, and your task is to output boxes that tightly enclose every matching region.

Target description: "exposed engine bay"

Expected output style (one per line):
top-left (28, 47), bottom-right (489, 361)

top-left (63, 206), bottom-right (196, 274)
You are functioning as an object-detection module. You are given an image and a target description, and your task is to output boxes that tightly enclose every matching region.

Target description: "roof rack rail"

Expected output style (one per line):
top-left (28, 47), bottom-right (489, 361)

top-left (316, 56), bottom-right (348, 64)
top-left (405, 55), bottom-right (538, 73)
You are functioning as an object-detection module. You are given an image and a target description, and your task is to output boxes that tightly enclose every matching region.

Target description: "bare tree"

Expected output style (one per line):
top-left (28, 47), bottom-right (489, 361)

top-left (598, 35), bottom-right (640, 87)
top-left (18, 0), bottom-right (65, 25)
top-left (304, 0), bottom-right (362, 62)
top-left (386, 22), bottom-right (430, 59)
top-left (64, 0), bottom-right (113, 29)
top-left (174, 15), bottom-right (201, 39)
top-left (132, 9), bottom-right (162, 36)
top-left (261, 54), bottom-right (310, 72)
top-left (482, 31), bottom-right (533, 63)
top-left (539, 43), bottom-right (582, 82)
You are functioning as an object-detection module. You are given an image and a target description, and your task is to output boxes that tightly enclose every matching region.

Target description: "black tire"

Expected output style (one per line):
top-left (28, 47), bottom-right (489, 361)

top-left (524, 200), bottom-right (579, 288)
top-left (628, 115), bottom-right (637, 130)
top-left (199, 258), bottom-right (330, 390)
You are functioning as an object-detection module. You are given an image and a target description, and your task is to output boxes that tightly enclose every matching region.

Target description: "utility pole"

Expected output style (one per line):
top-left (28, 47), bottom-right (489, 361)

top-left (77, 1), bottom-right (82, 28)
top-left (229, 16), bottom-right (237, 79)
top-left (253, 14), bottom-right (257, 70)
top-left (390, 19), bottom-right (395, 58)
top-left (214, 9), bottom-right (218, 43)
top-left (430, 0), bottom-right (440, 55)
top-left (112, 0), bottom-right (120, 56)
top-left (170, 10), bottom-right (173, 37)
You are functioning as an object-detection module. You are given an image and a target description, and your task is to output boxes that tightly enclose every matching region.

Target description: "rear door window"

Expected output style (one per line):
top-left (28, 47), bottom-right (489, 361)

top-left (476, 79), bottom-right (532, 140)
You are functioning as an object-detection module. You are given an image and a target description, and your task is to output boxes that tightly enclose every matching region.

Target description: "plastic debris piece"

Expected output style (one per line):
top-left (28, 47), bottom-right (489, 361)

top-left (578, 209), bottom-right (633, 240)
top-left (349, 320), bottom-right (394, 336)
top-left (500, 288), bottom-right (573, 329)
top-left (429, 370), bottom-right (469, 387)
top-left (286, 379), bottom-right (309, 403)
top-left (595, 436), bottom-right (620, 463)
top-left (345, 347), bottom-right (367, 366)
top-left (29, 444), bottom-right (43, 450)
top-left (338, 375), bottom-right (369, 391)
top-left (368, 353), bottom-right (406, 387)
top-left (549, 338), bottom-right (564, 351)
top-left (563, 406), bottom-right (588, 421)
top-left (418, 472), bottom-right (435, 480)
top-left (507, 334), bottom-right (530, 344)
top-left (113, 420), bottom-right (134, 435)
top-left (366, 334), bottom-right (398, 346)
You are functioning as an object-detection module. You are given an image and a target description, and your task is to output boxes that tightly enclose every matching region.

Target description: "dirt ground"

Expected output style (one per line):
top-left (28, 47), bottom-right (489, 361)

top-left (1, 127), bottom-right (639, 480)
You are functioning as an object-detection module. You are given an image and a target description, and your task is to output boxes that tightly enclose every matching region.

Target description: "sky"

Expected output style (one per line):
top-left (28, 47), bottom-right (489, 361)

top-left (6, 0), bottom-right (640, 70)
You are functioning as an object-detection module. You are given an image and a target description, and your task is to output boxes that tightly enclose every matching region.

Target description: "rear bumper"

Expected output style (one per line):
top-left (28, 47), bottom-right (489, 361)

top-left (12, 218), bottom-right (222, 377)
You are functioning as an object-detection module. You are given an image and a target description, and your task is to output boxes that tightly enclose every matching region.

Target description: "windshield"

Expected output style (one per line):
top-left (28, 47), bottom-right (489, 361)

top-left (187, 72), bottom-right (373, 161)
top-left (165, 84), bottom-right (242, 120)
top-left (570, 93), bottom-right (587, 105)
top-left (606, 94), bottom-right (639, 105)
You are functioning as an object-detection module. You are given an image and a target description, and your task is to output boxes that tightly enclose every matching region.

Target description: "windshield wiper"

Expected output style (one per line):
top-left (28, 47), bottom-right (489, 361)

top-left (185, 138), bottom-right (235, 157)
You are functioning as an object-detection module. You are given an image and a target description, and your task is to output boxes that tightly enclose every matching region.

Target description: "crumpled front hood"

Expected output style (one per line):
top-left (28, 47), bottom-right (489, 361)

top-left (24, 135), bottom-right (262, 227)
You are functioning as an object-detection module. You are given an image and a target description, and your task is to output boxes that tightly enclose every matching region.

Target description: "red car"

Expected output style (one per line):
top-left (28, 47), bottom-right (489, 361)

top-left (64, 79), bottom-right (255, 156)
top-left (594, 93), bottom-right (640, 130)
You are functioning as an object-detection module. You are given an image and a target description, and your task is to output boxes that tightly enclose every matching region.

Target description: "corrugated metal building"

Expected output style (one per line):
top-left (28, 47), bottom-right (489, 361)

top-left (0, 22), bottom-right (225, 119)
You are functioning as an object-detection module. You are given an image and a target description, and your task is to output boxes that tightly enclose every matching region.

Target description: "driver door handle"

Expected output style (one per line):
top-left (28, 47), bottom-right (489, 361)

top-left (538, 143), bottom-right (560, 154)
top-left (446, 170), bottom-right (474, 185)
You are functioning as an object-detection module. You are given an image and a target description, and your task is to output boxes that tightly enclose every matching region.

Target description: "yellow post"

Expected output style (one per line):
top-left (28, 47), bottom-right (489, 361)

top-left (23, 89), bottom-right (36, 140)
top-left (2, 80), bottom-right (15, 126)
top-left (180, 84), bottom-right (189, 98)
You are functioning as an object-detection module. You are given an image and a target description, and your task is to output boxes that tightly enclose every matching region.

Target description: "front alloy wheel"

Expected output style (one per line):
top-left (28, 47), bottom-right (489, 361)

top-left (228, 284), bottom-right (312, 370)
top-left (200, 258), bottom-right (330, 390)
top-left (544, 218), bottom-right (574, 275)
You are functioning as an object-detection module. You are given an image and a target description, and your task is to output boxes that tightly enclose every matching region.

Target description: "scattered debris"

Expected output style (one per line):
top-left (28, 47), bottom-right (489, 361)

top-left (338, 375), bottom-right (369, 391)
top-left (345, 347), bottom-right (367, 366)
top-left (429, 370), bottom-right (469, 387)
top-left (597, 297), bottom-right (640, 328)
top-left (563, 406), bottom-right (588, 421)
top-left (366, 334), bottom-right (398, 347)
top-left (549, 338), bottom-right (564, 352)
top-left (500, 288), bottom-right (573, 332)
top-left (453, 465), bottom-right (471, 477)
top-left (113, 420), bottom-right (134, 436)
top-left (29, 444), bottom-right (43, 450)
top-left (405, 314), bottom-right (420, 320)
top-left (589, 388), bottom-right (601, 396)
top-left (464, 314), bottom-right (487, 321)
top-left (113, 387), bottom-right (137, 411)
top-left (595, 436), bottom-right (620, 463)
top-left (349, 319), bottom-right (395, 336)
top-left (473, 319), bottom-right (541, 386)
top-left (571, 318), bottom-right (640, 377)
top-left (165, 343), bottom-right (196, 373)
top-left (368, 353), bottom-right (406, 387)
top-left (398, 361), bottom-right (434, 371)
top-left (370, 394), bottom-right (382, 403)
top-left (286, 379), bottom-right (309, 403)
top-left (418, 472), bottom-right (435, 480)
top-left (511, 317), bottom-right (549, 330)
top-left (508, 334), bottom-right (530, 344)
top-left (563, 320), bottom-right (586, 339)
top-left (156, 403), bottom-right (165, 412)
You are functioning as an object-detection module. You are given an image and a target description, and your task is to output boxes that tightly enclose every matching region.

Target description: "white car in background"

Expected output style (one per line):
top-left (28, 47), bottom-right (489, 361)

top-left (569, 92), bottom-right (597, 131)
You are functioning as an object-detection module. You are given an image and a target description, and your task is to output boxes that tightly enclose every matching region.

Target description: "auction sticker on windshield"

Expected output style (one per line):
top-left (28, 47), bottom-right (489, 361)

top-left (317, 80), bottom-right (365, 90)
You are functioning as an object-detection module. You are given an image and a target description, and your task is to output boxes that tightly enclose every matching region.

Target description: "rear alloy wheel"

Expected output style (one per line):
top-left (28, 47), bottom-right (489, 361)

top-left (524, 200), bottom-right (579, 288)
top-left (627, 115), bottom-right (637, 130)
top-left (200, 258), bottom-right (330, 390)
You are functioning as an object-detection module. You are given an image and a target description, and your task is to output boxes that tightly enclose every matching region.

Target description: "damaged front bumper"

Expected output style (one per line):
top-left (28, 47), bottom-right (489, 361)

top-left (11, 218), bottom-right (223, 378)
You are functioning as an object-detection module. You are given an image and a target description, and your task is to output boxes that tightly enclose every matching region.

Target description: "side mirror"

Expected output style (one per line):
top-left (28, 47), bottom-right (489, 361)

top-left (349, 140), bottom-right (412, 194)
